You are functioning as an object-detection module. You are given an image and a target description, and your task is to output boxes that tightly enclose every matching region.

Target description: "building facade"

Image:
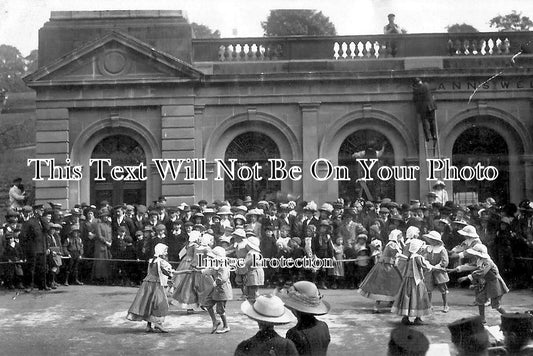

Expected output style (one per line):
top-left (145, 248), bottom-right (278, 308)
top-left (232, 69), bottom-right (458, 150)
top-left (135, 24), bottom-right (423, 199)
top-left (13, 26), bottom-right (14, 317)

top-left (25, 10), bottom-right (533, 208)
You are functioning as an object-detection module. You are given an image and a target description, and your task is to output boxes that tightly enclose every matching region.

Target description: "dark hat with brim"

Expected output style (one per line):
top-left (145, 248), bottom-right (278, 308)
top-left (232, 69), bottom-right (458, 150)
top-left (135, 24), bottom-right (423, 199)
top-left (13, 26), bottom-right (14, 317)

top-left (448, 316), bottom-right (489, 352)
top-left (501, 313), bottom-right (533, 335)
top-left (388, 326), bottom-right (429, 355)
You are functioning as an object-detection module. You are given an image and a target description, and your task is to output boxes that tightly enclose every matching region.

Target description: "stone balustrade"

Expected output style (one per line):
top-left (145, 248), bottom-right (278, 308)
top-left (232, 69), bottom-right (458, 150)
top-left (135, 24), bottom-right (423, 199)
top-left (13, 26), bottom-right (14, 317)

top-left (192, 32), bottom-right (532, 62)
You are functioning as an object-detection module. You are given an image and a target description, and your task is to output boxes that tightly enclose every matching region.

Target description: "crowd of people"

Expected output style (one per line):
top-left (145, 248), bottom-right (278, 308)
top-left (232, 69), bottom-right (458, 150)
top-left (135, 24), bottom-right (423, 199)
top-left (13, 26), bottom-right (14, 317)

top-left (1, 183), bottom-right (533, 294)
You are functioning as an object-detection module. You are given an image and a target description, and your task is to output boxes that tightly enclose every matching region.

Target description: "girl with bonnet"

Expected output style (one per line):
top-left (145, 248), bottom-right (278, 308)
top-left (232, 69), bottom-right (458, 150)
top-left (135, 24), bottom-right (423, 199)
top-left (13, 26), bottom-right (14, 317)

top-left (127, 243), bottom-right (188, 332)
top-left (358, 229), bottom-right (403, 313)
top-left (392, 238), bottom-right (439, 325)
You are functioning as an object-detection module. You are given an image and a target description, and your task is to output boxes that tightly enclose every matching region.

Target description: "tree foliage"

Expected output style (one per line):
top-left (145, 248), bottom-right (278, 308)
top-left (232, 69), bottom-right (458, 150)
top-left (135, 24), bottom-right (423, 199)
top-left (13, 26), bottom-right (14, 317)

top-left (489, 10), bottom-right (533, 31)
top-left (191, 22), bottom-right (221, 38)
top-left (261, 9), bottom-right (336, 36)
top-left (0, 45), bottom-right (37, 92)
top-left (446, 23), bottom-right (479, 33)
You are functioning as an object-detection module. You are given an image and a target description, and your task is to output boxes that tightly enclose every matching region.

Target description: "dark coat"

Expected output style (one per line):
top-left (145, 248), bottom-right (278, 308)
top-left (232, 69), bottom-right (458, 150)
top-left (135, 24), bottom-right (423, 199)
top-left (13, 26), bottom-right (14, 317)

top-left (20, 216), bottom-right (47, 255)
top-left (286, 315), bottom-right (330, 356)
top-left (413, 82), bottom-right (437, 113)
top-left (235, 328), bottom-right (298, 356)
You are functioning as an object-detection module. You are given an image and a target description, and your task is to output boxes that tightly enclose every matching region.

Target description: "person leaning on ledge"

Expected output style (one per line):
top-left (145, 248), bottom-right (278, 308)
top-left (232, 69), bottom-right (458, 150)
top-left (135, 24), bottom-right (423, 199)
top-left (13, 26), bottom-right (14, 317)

top-left (384, 13), bottom-right (407, 34)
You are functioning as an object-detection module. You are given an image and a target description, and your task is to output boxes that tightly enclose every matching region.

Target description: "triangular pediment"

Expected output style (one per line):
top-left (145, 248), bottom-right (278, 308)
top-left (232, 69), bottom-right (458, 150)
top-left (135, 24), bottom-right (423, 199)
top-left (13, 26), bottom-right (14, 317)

top-left (24, 31), bottom-right (203, 85)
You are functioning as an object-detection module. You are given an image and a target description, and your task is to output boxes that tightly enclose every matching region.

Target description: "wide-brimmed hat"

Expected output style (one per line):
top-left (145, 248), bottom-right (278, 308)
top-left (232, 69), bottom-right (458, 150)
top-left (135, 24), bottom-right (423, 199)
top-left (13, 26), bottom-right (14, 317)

top-left (423, 230), bottom-right (442, 243)
top-left (448, 316), bottom-right (489, 352)
top-left (458, 225), bottom-right (479, 238)
top-left (212, 246), bottom-right (226, 258)
top-left (241, 295), bottom-right (295, 325)
top-left (247, 236), bottom-right (261, 252)
top-left (155, 224), bottom-right (166, 231)
top-left (217, 206), bottom-right (232, 215)
top-left (219, 234), bottom-right (232, 244)
top-left (232, 228), bottom-right (246, 239)
top-left (233, 214), bottom-right (246, 222)
top-left (500, 313), bottom-right (533, 335)
top-left (246, 208), bottom-right (261, 217)
top-left (433, 180), bottom-right (446, 188)
top-left (465, 244), bottom-right (490, 259)
top-left (389, 326), bottom-right (429, 356)
top-left (275, 281), bottom-right (330, 315)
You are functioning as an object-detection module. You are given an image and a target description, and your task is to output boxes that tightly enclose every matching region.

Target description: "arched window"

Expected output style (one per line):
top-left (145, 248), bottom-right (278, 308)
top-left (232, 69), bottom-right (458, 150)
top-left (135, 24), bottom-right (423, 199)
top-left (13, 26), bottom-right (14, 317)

top-left (338, 130), bottom-right (395, 203)
top-left (90, 135), bottom-right (146, 206)
top-left (224, 132), bottom-right (281, 203)
top-left (452, 127), bottom-right (509, 204)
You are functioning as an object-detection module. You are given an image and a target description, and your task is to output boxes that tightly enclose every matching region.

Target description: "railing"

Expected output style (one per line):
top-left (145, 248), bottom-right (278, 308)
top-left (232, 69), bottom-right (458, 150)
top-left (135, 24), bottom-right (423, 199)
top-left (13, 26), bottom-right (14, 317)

top-left (192, 32), bottom-right (533, 62)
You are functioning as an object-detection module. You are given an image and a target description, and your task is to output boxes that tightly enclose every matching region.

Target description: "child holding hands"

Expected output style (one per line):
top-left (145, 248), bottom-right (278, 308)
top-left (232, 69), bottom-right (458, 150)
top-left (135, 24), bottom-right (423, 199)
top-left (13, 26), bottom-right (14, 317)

top-left (455, 244), bottom-right (508, 324)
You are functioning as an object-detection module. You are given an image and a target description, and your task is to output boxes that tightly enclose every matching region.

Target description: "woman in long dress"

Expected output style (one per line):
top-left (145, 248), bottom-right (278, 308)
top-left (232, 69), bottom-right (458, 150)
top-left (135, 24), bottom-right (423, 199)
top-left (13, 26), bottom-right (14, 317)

top-left (92, 208), bottom-right (112, 284)
top-left (358, 229), bottom-right (403, 313)
top-left (391, 238), bottom-right (435, 325)
top-left (127, 243), bottom-right (176, 332)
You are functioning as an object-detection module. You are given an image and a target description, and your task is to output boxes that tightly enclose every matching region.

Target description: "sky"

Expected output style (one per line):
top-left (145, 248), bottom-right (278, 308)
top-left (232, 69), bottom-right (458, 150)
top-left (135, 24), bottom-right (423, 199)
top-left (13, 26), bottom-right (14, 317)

top-left (1, 0), bottom-right (532, 56)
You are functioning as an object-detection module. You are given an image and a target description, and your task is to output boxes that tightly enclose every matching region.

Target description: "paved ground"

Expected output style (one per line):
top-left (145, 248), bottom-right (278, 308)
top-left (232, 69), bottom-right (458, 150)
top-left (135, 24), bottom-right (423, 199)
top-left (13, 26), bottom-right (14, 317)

top-left (0, 285), bottom-right (532, 355)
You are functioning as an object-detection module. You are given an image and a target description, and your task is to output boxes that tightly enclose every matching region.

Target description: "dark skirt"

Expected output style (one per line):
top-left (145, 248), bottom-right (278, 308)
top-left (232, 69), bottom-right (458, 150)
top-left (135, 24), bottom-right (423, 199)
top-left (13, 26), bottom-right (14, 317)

top-left (358, 262), bottom-right (402, 301)
top-left (127, 281), bottom-right (168, 323)
top-left (391, 277), bottom-right (432, 317)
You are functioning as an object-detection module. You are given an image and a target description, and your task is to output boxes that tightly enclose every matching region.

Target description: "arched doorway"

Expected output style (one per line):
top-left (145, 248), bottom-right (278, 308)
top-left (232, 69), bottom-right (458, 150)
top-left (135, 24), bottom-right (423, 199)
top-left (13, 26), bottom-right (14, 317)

top-left (338, 130), bottom-right (395, 202)
top-left (224, 132), bottom-right (281, 203)
top-left (452, 127), bottom-right (509, 204)
top-left (90, 135), bottom-right (146, 206)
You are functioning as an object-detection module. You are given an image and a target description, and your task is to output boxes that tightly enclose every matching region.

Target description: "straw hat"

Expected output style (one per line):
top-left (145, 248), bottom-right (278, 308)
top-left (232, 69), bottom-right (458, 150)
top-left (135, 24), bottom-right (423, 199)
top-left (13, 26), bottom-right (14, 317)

top-left (465, 244), bottom-right (490, 259)
top-left (217, 206), bottom-right (233, 215)
top-left (247, 236), bottom-right (261, 252)
top-left (423, 230), bottom-right (442, 243)
top-left (433, 180), bottom-right (446, 188)
top-left (275, 281), bottom-right (330, 315)
top-left (212, 246), bottom-right (227, 258)
top-left (458, 225), bottom-right (479, 239)
top-left (241, 295), bottom-right (296, 325)
top-left (232, 228), bottom-right (246, 239)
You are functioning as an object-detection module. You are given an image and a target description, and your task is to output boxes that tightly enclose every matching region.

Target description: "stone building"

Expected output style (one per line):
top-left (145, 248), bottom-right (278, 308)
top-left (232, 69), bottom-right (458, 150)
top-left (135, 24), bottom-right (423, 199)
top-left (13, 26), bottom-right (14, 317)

top-left (23, 10), bottom-right (533, 208)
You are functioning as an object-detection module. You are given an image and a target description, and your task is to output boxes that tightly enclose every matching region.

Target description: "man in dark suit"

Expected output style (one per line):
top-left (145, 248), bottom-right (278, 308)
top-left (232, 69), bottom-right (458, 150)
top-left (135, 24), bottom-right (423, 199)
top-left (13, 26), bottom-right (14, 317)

top-left (413, 77), bottom-right (438, 142)
top-left (20, 204), bottom-right (49, 291)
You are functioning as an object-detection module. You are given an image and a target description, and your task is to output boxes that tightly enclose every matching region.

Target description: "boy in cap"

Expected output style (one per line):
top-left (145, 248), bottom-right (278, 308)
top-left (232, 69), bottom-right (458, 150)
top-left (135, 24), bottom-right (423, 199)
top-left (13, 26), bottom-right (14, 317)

top-left (62, 224), bottom-right (84, 286)
top-left (201, 246), bottom-right (232, 334)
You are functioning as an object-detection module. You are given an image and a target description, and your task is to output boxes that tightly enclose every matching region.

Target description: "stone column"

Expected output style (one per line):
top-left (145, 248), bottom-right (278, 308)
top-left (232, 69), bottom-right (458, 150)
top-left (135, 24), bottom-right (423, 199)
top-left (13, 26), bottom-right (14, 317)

top-left (34, 108), bottom-right (70, 208)
top-left (299, 103), bottom-right (322, 201)
top-left (160, 104), bottom-right (197, 206)
top-left (522, 155), bottom-right (533, 200)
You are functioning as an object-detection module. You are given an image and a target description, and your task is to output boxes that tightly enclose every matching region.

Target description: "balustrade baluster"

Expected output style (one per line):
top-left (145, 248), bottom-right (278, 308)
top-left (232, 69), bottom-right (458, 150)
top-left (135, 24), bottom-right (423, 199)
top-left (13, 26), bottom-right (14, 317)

top-left (349, 42), bottom-right (357, 59)
top-left (333, 42), bottom-right (340, 60)
top-left (365, 41), bottom-right (372, 58)
top-left (463, 40), bottom-right (470, 55)
top-left (357, 42), bottom-right (364, 58)
top-left (487, 39), bottom-right (494, 55)
top-left (480, 40), bottom-right (487, 55)
top-left (250, 44), bottom-right (258, 60)
top-left (373, 41), bottom-right (380, 58)
top-left (218, 45), bottom-right (226, 61)
top-left (259, 45), bottom-right (265, 60)
top-left (471, 40), bottom-right (478, 55)
top-left (243, 44), bottom-right (250, 61)
top-left (495, 38), bottom-right (502, 55)
top-left (341, 42), bottom-right (348, 59)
